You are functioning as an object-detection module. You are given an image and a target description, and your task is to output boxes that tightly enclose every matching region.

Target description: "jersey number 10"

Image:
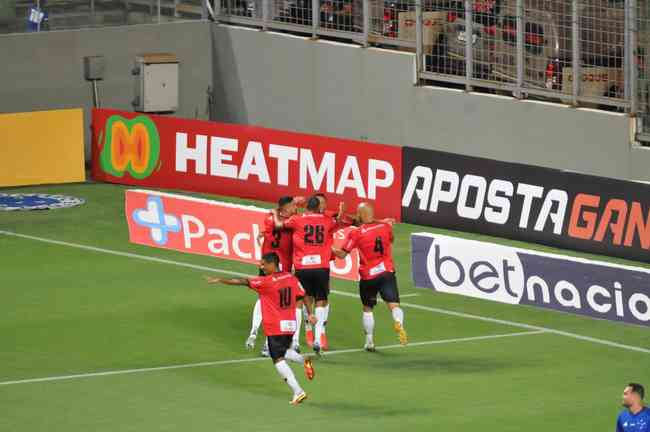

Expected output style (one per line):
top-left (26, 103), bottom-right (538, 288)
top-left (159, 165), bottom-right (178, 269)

top-left (278, 287), bottom-right (292, 309)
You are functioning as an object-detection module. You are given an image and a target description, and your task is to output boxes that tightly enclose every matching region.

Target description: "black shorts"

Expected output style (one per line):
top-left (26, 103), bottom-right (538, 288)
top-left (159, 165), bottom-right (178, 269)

top-left (267, 335), bottom-right (293, 361)
top-left (295, 268), bottom-right (330, 302)
top-left (359, 272), bottom-right (400, 308)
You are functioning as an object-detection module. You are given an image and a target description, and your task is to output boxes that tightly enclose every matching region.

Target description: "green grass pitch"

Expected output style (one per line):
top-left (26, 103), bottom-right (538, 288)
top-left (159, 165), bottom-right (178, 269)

top-left (1, 183), bottom-right (649, 432)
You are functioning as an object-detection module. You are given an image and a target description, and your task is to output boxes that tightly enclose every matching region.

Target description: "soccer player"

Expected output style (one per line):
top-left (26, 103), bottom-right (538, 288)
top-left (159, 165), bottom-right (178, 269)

top-left (617, 383), bottom-right (650, 432)
top-left (248, 196), bottom-right (300, 355)
top-left (274, 195), bottom-right (344, 355)
top-left (332, 202), bottom-right (407, 351)
top-left (204, 252), bottom-right (317, 406)
top-left (298, 193), bottom-right (353, 349)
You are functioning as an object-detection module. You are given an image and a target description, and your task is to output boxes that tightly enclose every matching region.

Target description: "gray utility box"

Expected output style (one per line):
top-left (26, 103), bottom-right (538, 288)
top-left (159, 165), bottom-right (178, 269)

top-left (133, 53), bottom-right (179, 113)
top-left (84, 56), bottom-right (105, 80)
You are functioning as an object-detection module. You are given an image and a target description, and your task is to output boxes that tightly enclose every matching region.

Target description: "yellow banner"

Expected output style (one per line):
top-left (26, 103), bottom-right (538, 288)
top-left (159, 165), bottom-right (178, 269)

top-left (0, 108), bottom-right (85, 187)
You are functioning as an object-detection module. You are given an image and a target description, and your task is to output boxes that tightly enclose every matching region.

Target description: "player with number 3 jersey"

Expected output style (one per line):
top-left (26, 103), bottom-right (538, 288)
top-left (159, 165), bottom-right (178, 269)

top-left (248, 196), bottom-right (299, 356)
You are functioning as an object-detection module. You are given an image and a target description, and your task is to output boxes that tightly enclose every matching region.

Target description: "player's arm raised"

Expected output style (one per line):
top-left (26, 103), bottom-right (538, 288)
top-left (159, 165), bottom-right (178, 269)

top-left (204, 276), bottom-right (250, 286)
top-left (332, 230), bottom-right (357, 259)
top-left (377, 217), bottom-right (396, 226)
top-left (271, 208), bottom-right (289, 230)
top-left (335, 201), bottom-right (347, 224)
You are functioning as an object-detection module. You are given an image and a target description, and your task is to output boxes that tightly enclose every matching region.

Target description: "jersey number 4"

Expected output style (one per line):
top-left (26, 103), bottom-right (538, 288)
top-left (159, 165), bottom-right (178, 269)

top-left (304, 225), bottom-right (325, 244)
top-left (278, 287), bottom-right (292, 309)
top-left (374, 237), bottom-right (384, 255)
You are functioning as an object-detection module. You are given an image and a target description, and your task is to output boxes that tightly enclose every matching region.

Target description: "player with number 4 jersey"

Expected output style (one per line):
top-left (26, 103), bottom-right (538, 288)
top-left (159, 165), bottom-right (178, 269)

top-left (332, 202), bottom-right (407, 352)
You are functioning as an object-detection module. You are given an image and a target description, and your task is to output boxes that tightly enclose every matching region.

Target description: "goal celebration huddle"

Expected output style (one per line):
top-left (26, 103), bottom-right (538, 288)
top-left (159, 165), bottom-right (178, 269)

top-left (204, 194), bottom-right (408, 405)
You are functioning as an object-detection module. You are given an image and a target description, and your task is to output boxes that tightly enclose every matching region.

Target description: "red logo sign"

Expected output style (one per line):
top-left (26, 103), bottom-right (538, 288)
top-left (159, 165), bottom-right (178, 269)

top-left (126, 189), bottom-right (360, 280)
top-left (94, 109), bottom-right (402, 220)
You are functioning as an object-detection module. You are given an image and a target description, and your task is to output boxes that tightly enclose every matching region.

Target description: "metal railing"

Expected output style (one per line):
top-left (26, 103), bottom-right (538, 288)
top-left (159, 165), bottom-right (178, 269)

top-left (3, 0), bottom-right (649, 141)
top-left (206, 0), bottom-right (650, 141)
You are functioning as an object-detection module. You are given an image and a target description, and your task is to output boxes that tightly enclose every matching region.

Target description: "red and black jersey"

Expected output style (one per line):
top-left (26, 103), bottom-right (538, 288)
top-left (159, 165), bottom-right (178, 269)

top-left (248, 272), bottom-right (305, 336)
top-left (284, 212), bottom-right (338, 270)
top-left (261, 212), bottom-right (293, 271)
top-left (343, 222), bottom-right (395, 280)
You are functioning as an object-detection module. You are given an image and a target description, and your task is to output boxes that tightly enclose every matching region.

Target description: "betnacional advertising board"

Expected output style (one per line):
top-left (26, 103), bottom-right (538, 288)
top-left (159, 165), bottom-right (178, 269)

top-left (412, 233), bottom-right (650, 327)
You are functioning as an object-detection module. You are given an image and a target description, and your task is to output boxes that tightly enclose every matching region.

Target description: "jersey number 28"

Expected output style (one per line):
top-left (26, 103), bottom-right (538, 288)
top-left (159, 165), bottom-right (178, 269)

top-left (304, 225), bottom-right (325, 244)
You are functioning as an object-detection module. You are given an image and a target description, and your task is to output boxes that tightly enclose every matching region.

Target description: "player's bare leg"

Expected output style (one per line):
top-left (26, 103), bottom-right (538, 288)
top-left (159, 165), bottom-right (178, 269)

top-left (304, 295), bottom-right (315, 347)
top-left (273, 356), bottom-right (308, 405)
top-left (292, 300), bottom-right (303, 351)
top-left (387, 302), bottom-right (407, 345)
top-left (362, 305), bottom-right (376, 352)
top-left (313, 299), bottom-right (328, 355)
top-left (321, 303), bottom-right (330, 351)
top-left (246, 299), bottom-right (263, 350)
top-left (284, 346), bottom-right (315, 381)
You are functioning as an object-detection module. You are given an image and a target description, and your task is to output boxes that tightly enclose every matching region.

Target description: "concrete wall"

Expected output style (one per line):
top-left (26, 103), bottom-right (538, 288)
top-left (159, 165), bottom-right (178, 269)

top-left (0, 21), bottom-right (213, 160)
top-left (2, 22), bottom-right (647, 180)
top-left (211, 24), bottom-right (650, 182)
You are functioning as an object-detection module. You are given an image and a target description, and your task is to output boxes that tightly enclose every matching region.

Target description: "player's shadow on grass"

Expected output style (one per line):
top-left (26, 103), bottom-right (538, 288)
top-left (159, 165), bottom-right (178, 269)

top-left (372, 355), bottom-right (524, 374)
top-left (309, 401), bottom-right (431, 417)
top-left (324, 352), bottom-right (521, 374)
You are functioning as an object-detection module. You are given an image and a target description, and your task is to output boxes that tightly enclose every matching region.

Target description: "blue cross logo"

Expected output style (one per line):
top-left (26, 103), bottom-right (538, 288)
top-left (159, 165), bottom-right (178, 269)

top-left (132, 196), bottom-right (181, 245)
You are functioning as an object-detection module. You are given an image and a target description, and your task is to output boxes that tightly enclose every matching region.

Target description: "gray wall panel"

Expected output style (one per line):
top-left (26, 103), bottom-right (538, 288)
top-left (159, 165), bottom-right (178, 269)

top-left (312, 41), bottom-right (364, 140)
top-left (211, 27), bottom-right (317, 133)
top-left (211, 25), bottom-right (641, 181)
top-left (0, 21), bottom-right (213, 160)
top-left (1, 22), bottom-right (642, 182)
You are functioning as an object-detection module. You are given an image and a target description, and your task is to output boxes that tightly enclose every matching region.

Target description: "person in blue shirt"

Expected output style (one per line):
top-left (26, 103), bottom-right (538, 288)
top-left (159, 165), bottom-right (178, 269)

top-left (617, 383), bottom-right (650, 432)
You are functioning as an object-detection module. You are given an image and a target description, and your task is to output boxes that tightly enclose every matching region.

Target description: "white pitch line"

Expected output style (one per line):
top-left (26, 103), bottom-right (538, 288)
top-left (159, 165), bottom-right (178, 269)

top-left (2, 230), bottom-right (650, 355)
top-left (0, 331), bottom-right (544, 386)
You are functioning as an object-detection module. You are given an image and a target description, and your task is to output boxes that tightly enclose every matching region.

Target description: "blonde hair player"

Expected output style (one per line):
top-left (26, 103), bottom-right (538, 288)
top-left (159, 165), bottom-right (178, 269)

top-left (332, 202), bottom-right (407, 351)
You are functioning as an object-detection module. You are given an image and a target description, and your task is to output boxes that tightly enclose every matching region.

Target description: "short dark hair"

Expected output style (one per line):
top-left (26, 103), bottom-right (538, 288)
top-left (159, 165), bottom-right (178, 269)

top-left (277, 196), bottom-right (293, 208)
top-left (306, 196), bottom-right (320, 211)
top-left (314, 193), bottom-right (326, 200)
top-left (261, 252), bottom-right (280, 267)
top-left (628, 383), bottom-right (645, 400)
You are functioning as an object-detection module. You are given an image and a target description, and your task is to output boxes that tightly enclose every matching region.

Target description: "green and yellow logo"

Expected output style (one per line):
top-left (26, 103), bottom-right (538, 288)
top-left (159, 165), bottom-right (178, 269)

top-left (99, 115), bottom-right (160, 179)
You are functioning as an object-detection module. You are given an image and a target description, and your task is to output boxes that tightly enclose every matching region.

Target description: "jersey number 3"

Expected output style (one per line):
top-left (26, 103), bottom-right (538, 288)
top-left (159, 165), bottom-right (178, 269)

top-left (271, 230), bottom-right (281, 248)
top-left (278, 287), bottom-right (292, 309)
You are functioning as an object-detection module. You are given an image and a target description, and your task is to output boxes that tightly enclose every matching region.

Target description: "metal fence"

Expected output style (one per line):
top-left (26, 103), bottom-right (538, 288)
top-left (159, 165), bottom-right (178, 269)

top-left (207, 0), bottom-right (650, 140)
top-left (2, 0), bottom-right (649, 139)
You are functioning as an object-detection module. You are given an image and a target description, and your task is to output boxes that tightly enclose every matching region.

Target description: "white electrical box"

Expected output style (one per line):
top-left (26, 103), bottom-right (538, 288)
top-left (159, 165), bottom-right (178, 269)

top-left (133, 53), bottom-right (179, 113)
